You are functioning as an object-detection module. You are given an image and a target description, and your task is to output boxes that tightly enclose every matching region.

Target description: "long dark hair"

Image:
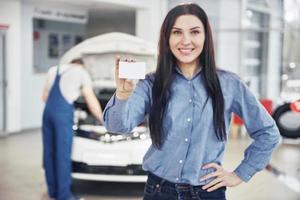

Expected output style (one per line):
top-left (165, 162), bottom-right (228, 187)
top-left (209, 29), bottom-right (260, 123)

top-left (149, 3), bottom-right (226, 149)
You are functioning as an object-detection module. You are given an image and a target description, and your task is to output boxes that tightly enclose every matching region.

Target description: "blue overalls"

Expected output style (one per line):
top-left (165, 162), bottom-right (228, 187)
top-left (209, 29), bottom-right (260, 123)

top-left (42, 68), bottom-right (74, 200)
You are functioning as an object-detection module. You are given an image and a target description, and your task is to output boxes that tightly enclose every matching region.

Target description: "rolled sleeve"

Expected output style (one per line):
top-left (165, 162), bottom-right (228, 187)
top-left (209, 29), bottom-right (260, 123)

top-left (103, 94), bottom-right (130, 134)
top-left (103, 74), bottom-right (153, 135)
top-left (234, 161), bottom-right (259, 182)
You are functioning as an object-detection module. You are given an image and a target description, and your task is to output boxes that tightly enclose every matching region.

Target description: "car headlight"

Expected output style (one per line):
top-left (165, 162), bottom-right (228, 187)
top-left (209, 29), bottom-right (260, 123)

top-left (73, 125), bottom-right (149, 143)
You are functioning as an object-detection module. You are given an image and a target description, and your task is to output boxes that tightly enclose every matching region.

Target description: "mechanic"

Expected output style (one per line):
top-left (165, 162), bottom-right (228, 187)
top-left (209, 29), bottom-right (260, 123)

top-left (42, 58), bottom-right (103, 200)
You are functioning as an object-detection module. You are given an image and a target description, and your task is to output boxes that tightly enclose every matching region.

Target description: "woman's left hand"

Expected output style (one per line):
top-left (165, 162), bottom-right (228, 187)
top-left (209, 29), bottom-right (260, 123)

top-left (200, 163), bottom-right (243, 192)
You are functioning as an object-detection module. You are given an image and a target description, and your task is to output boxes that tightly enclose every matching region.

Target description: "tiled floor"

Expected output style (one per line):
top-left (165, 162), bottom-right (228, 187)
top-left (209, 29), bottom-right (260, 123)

top-left (0, 130), bottom-right (299, 200)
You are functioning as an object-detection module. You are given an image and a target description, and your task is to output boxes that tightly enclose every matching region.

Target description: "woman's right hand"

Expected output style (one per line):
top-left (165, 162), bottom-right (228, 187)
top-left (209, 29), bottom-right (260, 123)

top-left (115, 57), bottom-right (136, 100)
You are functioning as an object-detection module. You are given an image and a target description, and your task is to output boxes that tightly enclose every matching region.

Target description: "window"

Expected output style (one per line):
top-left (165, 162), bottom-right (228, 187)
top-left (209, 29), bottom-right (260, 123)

top-left (33, 19), bottom-right (86, 73)
top-left (242, 9), bottom-right (270, 97)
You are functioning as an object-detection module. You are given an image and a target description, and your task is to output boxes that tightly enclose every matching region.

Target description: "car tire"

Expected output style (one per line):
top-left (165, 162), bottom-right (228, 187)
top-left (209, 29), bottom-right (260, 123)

top-left (272, 103), bottom-right (300, 139)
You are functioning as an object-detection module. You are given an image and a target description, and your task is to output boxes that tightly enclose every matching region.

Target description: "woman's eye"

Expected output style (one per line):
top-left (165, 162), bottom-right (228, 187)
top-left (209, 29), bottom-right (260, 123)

top-left (191, 30), bottom-right (200, 35)
top-left (172, 30), bottom-right (181, 35)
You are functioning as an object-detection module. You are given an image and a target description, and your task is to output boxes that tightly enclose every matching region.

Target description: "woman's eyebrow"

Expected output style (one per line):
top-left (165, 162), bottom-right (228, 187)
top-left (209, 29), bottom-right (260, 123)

top-left (190, 26), bottom-right (202, 30)
top-left (172, 26), bottom-right (202, 30)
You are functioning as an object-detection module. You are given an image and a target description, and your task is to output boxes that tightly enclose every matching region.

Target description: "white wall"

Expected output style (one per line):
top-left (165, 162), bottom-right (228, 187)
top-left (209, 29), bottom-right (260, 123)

top-left (0, 1), bottom-right (22, 133)
top-left (20, 3), bottom-right (47, 131)
top-left (266, 1), bottom-right (282, 100)
top-left (16, 0), bottom-right (166, 132)
top-left (87, 12), bottom-right (135, 38)
top-left (136, 0), bottom-right (168, 44)
top-left (216, 0), bottom-right (241, 73)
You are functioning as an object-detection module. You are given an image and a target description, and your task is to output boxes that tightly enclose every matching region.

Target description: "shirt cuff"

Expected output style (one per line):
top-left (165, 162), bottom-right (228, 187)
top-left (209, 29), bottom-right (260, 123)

top-left (234, 161), bottom-right (257, 182)
top-left (105, 93), bottom-right (127, 109)
top-left (103, 93), bottom-right (127, 121)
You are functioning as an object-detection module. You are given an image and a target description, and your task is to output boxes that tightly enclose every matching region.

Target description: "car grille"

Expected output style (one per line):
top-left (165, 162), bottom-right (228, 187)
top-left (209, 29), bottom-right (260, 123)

top-left (72, 161), bottom-right (146, 175)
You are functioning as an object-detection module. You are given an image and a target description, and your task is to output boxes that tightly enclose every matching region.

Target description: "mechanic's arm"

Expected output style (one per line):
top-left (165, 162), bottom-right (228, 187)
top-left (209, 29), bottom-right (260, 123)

top-left (82, 86), bottom-right (103, 123)
top-left (42, 76), bottom-right (51, 102)
top-left (232, 77), bottom-right (281, 182)
top-left (42, 85), bottom-right (49, 102)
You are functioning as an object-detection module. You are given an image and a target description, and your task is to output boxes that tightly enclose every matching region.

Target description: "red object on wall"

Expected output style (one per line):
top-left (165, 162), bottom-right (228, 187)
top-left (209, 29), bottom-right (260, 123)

top-left (290, 99), bottom-right (300, 113)
top-left (33, 31), bottom-right (40, 40)
top-left (0, 24), bottom-right (9, 30)
top-left (260, 99), bottom-right (273, 115)
top-left (232, 98), bottom-right (273, 125)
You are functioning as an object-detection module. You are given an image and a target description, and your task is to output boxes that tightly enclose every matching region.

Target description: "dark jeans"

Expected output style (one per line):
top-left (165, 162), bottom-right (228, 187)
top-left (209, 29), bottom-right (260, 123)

top-left (143, 173), bottom-right (226, 200)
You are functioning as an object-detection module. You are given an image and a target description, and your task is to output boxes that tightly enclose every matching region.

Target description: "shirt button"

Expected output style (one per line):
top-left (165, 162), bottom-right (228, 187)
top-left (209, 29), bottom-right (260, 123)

top-left (179, 160), bottom-right (183, 163)
top-left (185, 138), bottom-right (188, 142)
top-left (187, 118), bottom-right (191, 122)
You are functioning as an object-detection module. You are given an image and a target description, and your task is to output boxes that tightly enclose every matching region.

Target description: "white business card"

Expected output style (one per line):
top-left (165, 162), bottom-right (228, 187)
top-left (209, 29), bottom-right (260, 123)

top-left (119, 61), bottom-right (146, 79)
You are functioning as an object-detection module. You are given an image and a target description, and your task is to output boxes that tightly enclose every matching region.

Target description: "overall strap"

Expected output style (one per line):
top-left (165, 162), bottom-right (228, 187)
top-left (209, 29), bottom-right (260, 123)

top-left (53, 65), bottom-right (61, 81)
top-left (56, 65), bottom-right (60, 75)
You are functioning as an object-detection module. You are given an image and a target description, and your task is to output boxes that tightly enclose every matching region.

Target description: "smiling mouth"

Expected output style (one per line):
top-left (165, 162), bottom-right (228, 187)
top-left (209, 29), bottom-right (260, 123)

top-left (178, 48), bottom-right (194, 55)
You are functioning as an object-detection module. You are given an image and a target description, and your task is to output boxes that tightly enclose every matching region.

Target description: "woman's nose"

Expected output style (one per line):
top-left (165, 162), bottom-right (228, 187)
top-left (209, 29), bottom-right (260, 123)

top-left (181, 33), bottom-right (192, 45)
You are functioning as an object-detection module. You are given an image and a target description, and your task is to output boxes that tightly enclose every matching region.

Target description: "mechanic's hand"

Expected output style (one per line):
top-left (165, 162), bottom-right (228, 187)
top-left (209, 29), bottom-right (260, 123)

top-left (115, 57), bottom-right (136, 100)
top-left (96, 116), bottom-right (104, 125)
top-left (200, 163), bottom-right (243, 192)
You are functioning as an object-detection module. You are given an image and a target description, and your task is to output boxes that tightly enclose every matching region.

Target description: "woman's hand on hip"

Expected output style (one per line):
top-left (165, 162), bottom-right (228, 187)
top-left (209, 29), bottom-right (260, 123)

top-left (115, 57), bottom-right (136, 100)
top-left (200, 162), bottom-right (243, 192)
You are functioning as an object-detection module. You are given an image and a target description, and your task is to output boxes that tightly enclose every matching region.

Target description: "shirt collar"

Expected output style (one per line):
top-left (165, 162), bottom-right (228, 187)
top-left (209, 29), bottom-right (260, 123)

top-left (174, 65), bottom-right (202, 80)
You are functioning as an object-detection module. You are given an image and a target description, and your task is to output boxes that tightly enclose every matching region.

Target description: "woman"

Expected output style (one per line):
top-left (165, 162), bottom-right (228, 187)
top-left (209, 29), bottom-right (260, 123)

top-left (104, 3), bottom-right (280, 200)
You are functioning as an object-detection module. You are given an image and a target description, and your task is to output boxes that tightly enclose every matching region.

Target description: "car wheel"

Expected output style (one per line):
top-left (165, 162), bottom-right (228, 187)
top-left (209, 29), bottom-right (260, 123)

top-left (272, 103), bottom-right (300, 139)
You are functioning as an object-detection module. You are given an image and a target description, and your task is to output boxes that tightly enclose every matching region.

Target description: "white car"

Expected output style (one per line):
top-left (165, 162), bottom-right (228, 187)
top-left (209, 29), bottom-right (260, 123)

top-left (60, 32), bottom-right (157, 182)
top-left (72, 85), bottom-right (151, 182)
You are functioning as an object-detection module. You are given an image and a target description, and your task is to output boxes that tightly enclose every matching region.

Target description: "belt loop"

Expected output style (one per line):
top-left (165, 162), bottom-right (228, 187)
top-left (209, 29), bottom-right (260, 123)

top-left (160, 179), bottom-right (166, 186)
top-left (153, 175), bottom-right (165, 193)
top-left (158, 178), bottom-right (166, 192)
top-left (190, 185), bottom-right (196, 198)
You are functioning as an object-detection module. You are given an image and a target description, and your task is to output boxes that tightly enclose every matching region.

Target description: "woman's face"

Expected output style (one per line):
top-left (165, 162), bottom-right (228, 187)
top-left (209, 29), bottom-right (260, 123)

top-left (169, 14), bottom-right (205, 68)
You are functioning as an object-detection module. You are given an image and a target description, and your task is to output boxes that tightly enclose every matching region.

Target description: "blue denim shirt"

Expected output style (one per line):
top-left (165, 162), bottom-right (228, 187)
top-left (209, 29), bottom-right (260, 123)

top-left (103, 68), bottom-right (280, 186)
